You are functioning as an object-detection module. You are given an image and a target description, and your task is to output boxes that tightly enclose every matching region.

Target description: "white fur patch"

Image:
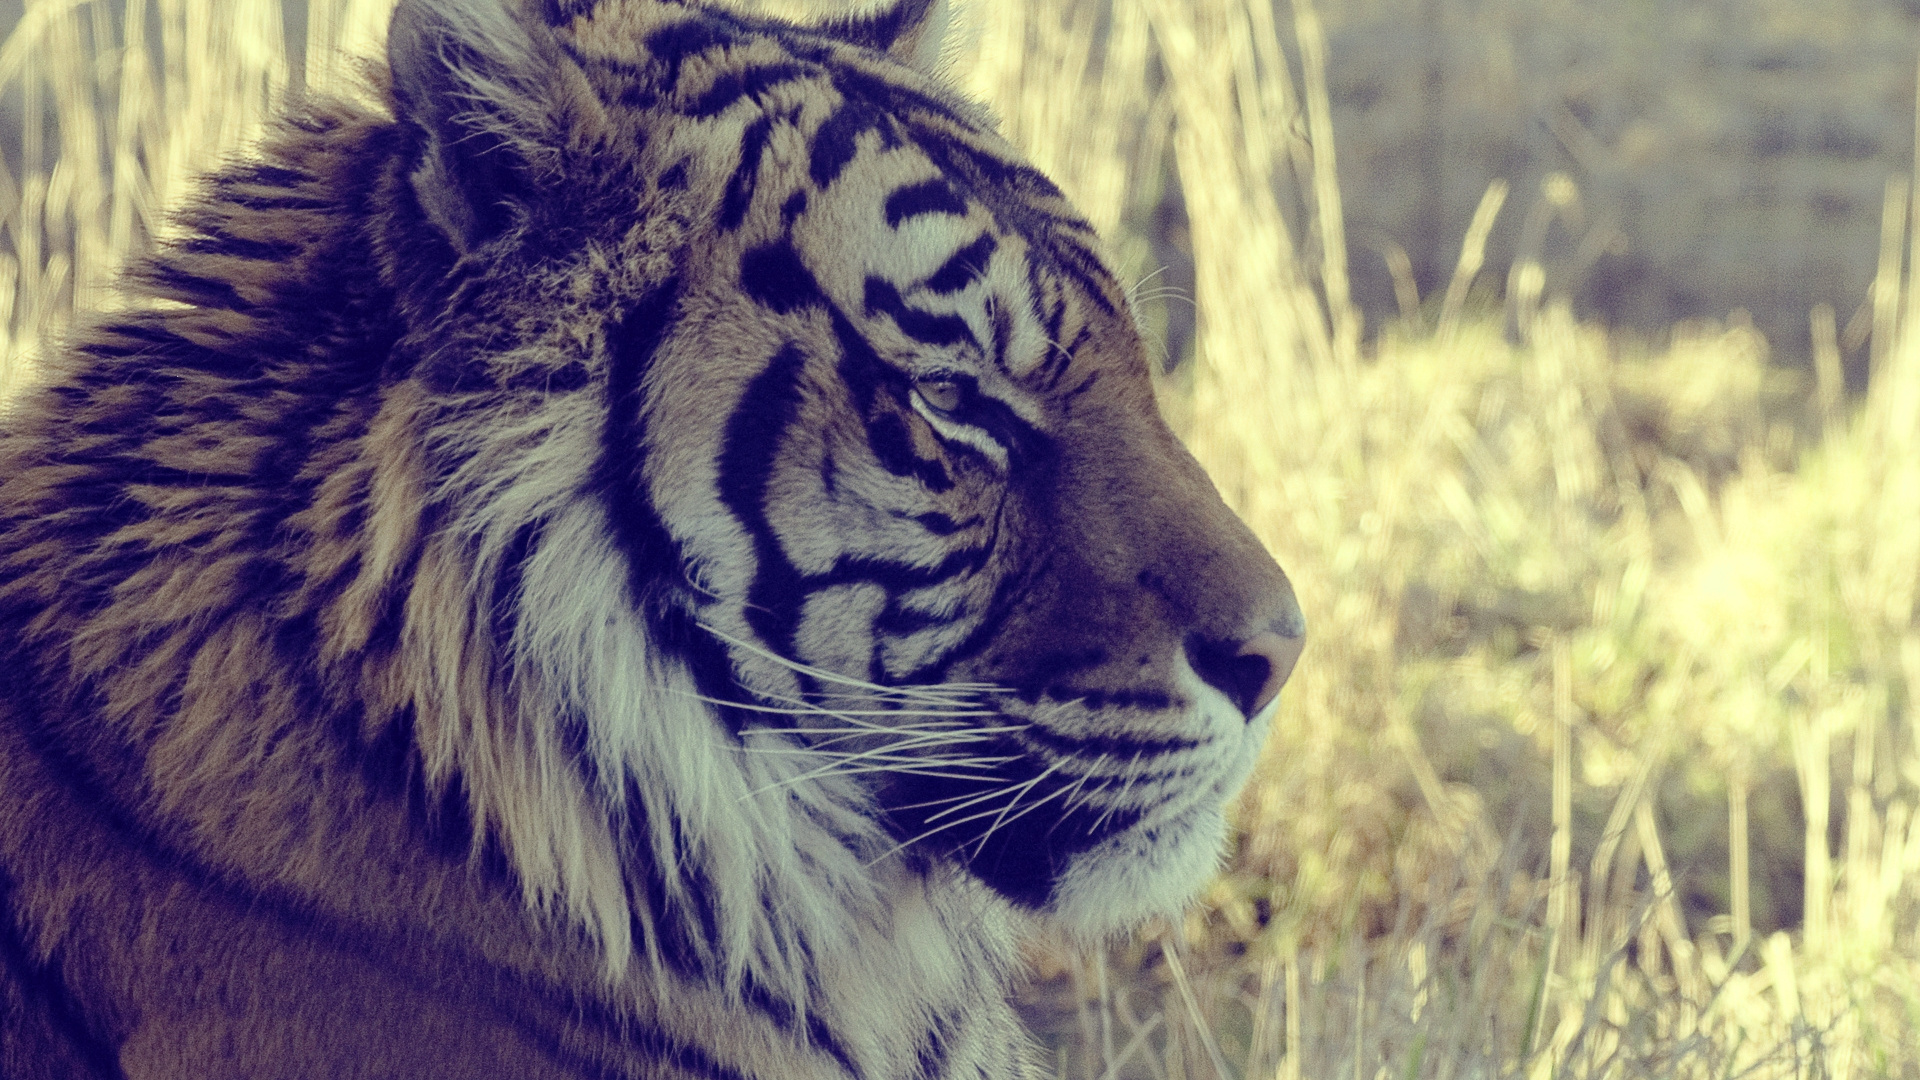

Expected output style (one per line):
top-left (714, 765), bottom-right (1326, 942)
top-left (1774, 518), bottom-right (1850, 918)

top-left (1042, 663), bottom-right (1273, 934)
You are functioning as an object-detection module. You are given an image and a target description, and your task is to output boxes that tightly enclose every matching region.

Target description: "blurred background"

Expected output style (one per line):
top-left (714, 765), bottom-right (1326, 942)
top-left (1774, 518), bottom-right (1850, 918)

top-left (5, 0), bottom-right (1920, 1075)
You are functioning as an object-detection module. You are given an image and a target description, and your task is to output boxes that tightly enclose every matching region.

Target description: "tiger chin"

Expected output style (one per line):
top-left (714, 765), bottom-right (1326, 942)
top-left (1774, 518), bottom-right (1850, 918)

top-left (0, 0), bottom-right (1303, 1075)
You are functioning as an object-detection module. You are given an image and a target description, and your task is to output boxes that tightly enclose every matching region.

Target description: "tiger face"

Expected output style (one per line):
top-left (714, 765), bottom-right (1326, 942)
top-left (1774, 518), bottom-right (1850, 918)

top-left (430, 0), bottom-right (1308, 930)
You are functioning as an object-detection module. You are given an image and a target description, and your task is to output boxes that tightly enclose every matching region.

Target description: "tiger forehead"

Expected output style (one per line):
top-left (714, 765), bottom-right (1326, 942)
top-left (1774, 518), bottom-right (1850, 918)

top-left (554, 0), bottom-right (1137, 393)
top-left (559, 0), bottom-right (858, 97)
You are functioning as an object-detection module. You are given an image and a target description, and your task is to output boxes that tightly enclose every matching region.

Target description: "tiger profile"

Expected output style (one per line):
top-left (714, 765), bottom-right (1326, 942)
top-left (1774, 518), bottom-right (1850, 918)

top-left (0, 0), bottom-right (1304, 1074)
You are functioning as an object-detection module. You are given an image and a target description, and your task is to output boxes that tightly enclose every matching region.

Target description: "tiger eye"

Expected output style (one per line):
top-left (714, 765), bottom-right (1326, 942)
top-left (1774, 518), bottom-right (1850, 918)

top-left (915, 378), bottom-right (965, 414)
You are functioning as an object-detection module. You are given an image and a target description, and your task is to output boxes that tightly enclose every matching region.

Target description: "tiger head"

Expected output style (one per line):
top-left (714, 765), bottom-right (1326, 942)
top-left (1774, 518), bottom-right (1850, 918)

top-left (379, 0), bottom-right (1303, 953)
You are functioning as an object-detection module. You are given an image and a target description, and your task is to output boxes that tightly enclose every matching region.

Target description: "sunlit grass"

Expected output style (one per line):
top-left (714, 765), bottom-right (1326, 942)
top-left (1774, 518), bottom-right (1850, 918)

top-left (4, 0), bottom-right (1919, 1075)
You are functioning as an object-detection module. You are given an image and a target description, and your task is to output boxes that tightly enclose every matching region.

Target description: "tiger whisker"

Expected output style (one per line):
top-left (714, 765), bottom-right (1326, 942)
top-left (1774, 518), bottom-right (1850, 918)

top-left (864, 792), bottom-right (1022, 867)
top-left (697, 623), bottom-right (1005, 703)
top-left (738, 726), bottom-right (1027, 752)
top-left (966, 763), bottom-right (1070, 859)
top-left (915, 781), bottom-right (1028, 825)
top-left (1057, 754), bottom-right (1110, 815)
top-left (872, 776), bottom-right (1076, 867)
top-left (1129, 288), bottom-right (1194, 308)
top-left (884, 787), bottom-right (1014, 814)
top-left (740, 739), bottom-right (1024, 793)
top-left (971, 785), bottom-right (1079, 861)
top-left (808, 739), bottom-right (1019, 767)
top-left (729, 701), bottom-right (999, 737)
top-left (739, 746), bottom-right (1016, 767)
top-left (1088, 751), bottom-right (1148, 834)
top-left (718, 683), bottom-right (991, 715)
top-left (678, 687), bottom-right (993, 724)
top-left (743, 760), bottom-right (1020, 799)
top-left (742, 739), bottom-right (1020, 768)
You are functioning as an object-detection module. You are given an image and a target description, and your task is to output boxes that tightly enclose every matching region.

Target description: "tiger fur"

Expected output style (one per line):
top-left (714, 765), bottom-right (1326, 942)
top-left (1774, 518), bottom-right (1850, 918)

top-left (0, 0), bottom-right (1305, 1075)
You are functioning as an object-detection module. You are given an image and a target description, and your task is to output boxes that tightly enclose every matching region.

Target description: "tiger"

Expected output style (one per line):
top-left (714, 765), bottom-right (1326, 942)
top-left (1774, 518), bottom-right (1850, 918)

top-left (0, 0), bottom-right (1304, 1075)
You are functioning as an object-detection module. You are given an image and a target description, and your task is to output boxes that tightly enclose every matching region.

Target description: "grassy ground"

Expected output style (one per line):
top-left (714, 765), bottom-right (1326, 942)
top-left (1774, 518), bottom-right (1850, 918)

top-left (4, 0), bottom-right (1919, 1076)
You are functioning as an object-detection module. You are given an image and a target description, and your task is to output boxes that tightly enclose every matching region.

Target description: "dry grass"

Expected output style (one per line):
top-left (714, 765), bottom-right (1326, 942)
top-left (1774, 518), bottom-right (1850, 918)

top-left (5, 0), bottom-right (1920, 1076)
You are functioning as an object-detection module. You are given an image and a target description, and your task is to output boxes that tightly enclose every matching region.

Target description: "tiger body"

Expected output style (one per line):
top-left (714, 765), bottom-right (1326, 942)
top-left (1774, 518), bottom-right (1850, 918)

top-left (0, 0), bottom-right (1303, 1076)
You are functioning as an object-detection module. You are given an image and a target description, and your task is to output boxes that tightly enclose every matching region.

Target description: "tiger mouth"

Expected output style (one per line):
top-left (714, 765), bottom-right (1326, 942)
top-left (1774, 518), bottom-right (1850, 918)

top-left (865, 685), bottom-right (1270, 917)
top-left (702, 614), bottom-right (1280, 921)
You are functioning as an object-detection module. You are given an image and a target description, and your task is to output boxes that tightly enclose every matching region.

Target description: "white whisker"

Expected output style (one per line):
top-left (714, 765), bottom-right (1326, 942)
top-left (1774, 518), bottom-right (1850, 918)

top-left (743, 759), bottom-right (1022, 799)
top-left (967, 761), bottom-right (1068, 858)
top-left (697, 622), bottom-right (1005, 702)
top-left (673, 686), bottom-right (993, 724)
top-left (738, 726), bottom-right (1028, 752)
top-left (1088, 751), bottom-right (1148, 834)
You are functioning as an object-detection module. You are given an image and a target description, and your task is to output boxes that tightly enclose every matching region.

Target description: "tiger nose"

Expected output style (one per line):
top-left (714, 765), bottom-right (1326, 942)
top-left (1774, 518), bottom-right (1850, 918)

top-left (1236, 629), bottom-right (1303, 717)
top-left (1186, 618), bottom-right (1305, 721)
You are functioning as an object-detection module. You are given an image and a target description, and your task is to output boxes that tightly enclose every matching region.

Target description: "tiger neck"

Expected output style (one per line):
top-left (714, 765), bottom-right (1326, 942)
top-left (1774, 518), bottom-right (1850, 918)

top-left (363, 491), bottom-right (1029, 1060)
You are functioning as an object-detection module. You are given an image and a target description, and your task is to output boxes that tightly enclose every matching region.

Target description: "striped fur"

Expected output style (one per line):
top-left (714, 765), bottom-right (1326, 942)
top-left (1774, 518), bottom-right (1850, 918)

top-left (0, 0), bottom-right (1303, 1076)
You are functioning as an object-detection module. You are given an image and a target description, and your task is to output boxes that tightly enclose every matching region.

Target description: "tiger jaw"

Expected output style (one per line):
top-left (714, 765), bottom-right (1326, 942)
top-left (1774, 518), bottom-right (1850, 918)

top-left (867, 661), bottom-right (1276, 926)
top-left (1043, 708), bottom-right (1273, 935)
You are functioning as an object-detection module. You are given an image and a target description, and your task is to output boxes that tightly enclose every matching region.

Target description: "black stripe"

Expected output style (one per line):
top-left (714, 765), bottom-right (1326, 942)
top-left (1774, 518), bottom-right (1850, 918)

top-left (921, 233), bottom-right (996, 295)
top-left (866, 411), bottom-right (952, 491)
top-left (1015, 722), bottom-right (1198, 759)
top-left (741, 238), bottom-right (826, 313)
top-left (141, 265), bottom-right (254, 312)
top-left (901, 546), bottom-right (1034, 685)
top-left (900, 510), bottom-right (977, 535)
top-left (611, 778), bottom-right (861, 1080)
top-left (808, 544), bottom-right (989, 593)
top-left (902, 121), bottom-right (1117, 317)
top-left (489, 518), bottom-right (544, 661)
top-left (874, 601), bottom-right (960, 637)
top-left (1052, 680), bottom-right (1182, 707)
top-left (647, 602), bottom-right (757, 736)
top-left (1031, 262), bottom-right (1069, 369)
top-left (719, 115), bottom-right (775, 231)
top-left (885, 178), bottom-right (968, 227)
top-left (75, 321), bottom-right (183, 358)
top-left (0, 869), bottom-right (126, 1078)
top-left (715, 344), bottom-right (812, 658)
top-left (987, 291), bottom-right (1013, 374)
top-left (878, 737), bottom-right (1145, 908)
top-left (810, 97), bottom-right (896, 187)
top-left (912, 1005), bottom-right (959, 1080)
top-left (178, 229), bottom-right (305, 263)
top-left (819, 0), bottom-right (936, 53)
top-left (829, 311), bottom-right (960, 491)
top-left (362, 498), bottom-right (435, 664)
top-left (597, 277), bottom-right (686, 614)
top-left (687, 61), bottom-right (813, 117)
top-left (542, 0), bottom-right (594, 25)
top-left (832, 307), bottom-right (897, 415)
top-left (827, 65), bottom-right (968, 131)
top-left (738, 976), bottom-right (862, 1079)
top-left (117, 461), bottom-right (259, 488)
top-left (863, 277), bottom-right (974, 347)
top-left (203, 190), bottom-right (330, 213)
top-left (218, 163), bottom-right (313, 188)
top-left (643, 17), bottom-right (732, 90)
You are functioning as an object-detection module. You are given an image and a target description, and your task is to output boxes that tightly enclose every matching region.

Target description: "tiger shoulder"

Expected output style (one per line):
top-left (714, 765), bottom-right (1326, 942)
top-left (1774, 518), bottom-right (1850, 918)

top-left (0, 0), bottom-right (1304, 1075)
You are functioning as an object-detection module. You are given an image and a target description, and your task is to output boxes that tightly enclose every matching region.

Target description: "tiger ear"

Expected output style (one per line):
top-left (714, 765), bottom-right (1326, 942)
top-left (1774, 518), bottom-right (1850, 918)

top-left (387, 0), bottom-right (567, 252)
top-left (818, 0), bottom-right (957, 76)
